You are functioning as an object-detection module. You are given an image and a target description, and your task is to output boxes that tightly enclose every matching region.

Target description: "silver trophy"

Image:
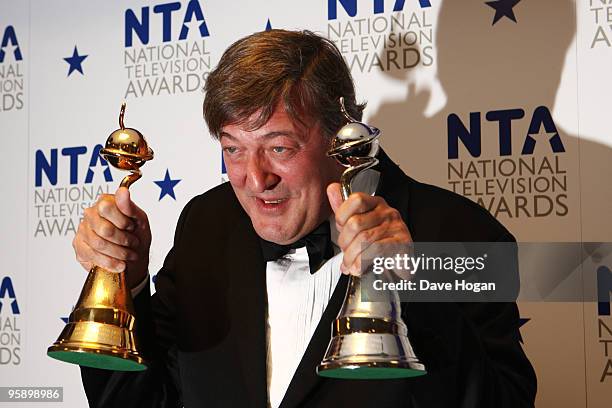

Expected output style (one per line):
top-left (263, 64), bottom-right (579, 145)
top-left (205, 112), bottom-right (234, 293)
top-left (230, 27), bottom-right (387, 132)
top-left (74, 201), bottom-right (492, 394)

top-left (316, 98), bottom-right (426, 379)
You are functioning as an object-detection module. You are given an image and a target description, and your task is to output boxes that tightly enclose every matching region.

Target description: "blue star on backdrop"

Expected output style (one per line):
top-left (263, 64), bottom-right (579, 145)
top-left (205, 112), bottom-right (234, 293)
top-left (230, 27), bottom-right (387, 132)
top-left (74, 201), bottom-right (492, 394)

top-left (485, 0), bottom-right (521, 25)
top-left (64, 46), bottom-right (88, 76)
top-left (265, 19), bottom-right (272, 31)
top-left (154, 169), bottom-right (181, 201)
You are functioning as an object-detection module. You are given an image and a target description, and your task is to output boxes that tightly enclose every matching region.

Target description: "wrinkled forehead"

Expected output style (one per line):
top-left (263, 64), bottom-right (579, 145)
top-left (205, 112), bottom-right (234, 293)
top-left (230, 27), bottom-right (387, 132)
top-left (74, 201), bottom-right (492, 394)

top-left (220, 105), bottom-right (319, 142)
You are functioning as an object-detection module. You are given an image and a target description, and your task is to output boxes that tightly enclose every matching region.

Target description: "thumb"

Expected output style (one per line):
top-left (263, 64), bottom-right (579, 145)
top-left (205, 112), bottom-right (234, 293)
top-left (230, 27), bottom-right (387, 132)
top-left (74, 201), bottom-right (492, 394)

top-left (115, 186), bottom-right (139, 218)
top-left (326, 182), bottom-right (344, 214)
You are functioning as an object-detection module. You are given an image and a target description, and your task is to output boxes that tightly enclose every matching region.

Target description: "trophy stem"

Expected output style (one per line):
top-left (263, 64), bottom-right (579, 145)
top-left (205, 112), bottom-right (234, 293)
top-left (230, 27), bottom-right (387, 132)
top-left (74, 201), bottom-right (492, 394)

top-left (120, 170), bottom-right (142, 189)
top-left (339, 157), bottom-right (379, 201)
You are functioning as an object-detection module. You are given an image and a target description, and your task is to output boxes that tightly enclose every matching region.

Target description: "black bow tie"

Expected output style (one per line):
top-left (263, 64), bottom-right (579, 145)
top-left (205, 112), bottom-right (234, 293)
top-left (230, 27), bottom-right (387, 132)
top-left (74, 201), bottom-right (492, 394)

top-left (259, 221), bottom-right (335, 274)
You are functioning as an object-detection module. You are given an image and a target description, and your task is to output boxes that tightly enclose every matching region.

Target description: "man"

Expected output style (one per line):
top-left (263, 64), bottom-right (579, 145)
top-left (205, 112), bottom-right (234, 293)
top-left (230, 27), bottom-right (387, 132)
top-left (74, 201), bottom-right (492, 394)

top-left (74, 30), bottom-right (536, 407)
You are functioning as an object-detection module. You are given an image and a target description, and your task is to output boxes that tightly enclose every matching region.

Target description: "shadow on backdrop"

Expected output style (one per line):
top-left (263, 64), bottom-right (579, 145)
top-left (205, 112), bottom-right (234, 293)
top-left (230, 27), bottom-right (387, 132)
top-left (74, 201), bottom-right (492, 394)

top-left (369, 0), bottom-right (610, 243)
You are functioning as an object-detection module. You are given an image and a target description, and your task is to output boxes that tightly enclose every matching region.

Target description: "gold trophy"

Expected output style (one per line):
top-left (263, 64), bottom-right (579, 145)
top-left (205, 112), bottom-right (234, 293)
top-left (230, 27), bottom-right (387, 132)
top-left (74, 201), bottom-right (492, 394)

top-left (316, 98), bottom-right (426, 379)
top-left (47, 102), bottom-right (153, 371)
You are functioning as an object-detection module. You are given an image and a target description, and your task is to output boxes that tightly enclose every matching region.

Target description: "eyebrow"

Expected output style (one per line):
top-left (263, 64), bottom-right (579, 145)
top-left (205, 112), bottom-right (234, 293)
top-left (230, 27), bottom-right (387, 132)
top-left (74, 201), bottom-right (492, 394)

top-left (219, 130), bottom-right (299, 141)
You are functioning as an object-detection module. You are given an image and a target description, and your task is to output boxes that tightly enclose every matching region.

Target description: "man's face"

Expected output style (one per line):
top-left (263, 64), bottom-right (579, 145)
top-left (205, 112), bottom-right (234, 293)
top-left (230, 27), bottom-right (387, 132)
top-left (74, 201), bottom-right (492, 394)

top-left (220, 106), bottom-right (342, 244)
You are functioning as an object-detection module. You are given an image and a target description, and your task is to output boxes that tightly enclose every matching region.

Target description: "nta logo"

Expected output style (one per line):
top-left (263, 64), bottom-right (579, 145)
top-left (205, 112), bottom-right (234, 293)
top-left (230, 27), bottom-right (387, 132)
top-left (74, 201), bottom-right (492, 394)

top-left (0, 26), bottom-right (22, 63)
top-left (0, 277), bottom-right (19, 315)
top-left (35, 145), bottom-right (112, 187)
top-left (448, 106), bottom-right (565, 159)
top-left (125, 0), bottom-right (210, 47)
top-left (328, 0), bottom-right (432, 20)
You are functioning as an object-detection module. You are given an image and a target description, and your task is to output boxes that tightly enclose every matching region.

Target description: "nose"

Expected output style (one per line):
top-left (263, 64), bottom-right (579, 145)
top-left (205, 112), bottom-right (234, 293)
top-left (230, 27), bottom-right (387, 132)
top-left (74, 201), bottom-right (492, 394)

top-left (245, 153), bottom-right (280, 193)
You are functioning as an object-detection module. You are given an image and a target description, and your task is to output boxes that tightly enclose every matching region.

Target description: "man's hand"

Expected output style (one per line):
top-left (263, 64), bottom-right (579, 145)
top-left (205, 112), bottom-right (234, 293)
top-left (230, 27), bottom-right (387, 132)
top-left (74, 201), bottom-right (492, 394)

top-left (72, 187), bottom-right (152, 289)
top-left (327, 182), bottom-right (413, 276)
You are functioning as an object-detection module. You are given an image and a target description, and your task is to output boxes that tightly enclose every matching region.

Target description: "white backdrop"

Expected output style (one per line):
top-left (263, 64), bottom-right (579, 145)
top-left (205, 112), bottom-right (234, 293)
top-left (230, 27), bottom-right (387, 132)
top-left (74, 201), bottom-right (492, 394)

top-left (0, 1), bottom-right (611, 406)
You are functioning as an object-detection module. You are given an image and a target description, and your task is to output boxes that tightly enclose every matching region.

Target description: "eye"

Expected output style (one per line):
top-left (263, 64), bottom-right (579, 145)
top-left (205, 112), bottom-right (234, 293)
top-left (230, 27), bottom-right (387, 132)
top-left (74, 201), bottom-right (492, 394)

top-left (272, 146), bottom-right (287, 154)
top-left (223, 146), bottom-right (239, 154)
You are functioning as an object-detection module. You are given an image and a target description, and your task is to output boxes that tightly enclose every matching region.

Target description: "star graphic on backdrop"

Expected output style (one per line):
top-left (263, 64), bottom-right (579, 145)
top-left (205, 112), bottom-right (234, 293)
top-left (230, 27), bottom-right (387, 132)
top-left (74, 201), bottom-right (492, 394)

top-left (154, 169), bottom-right (181, 201)
top-left (265, 19), bottom-right (272, 31)
top-left (485, 0), bottom-right (521, 25)
top-left (522, 126), bottom-right (564, 154)
top-left (0, 43), bottom-right (21, 63)
top-left (518, 317), bottom-right (530, 344)
top-left (181, 18), bottom-right (206, 39)
top-left (85, 160), bottom-right (113, 184)
top-left (0, 292), bottom-right (8, 314)
top-left (0, 289), bottom-right (18, 314)
top-left (527, 128), bottom-right (558, 142)
top-left (63, 46), bottom-right (88, 76)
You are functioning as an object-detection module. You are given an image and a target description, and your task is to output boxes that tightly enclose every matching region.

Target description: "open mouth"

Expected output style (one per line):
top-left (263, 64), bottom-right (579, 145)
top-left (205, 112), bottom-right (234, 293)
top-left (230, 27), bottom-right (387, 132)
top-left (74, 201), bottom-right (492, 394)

top-left (255, 197), bottom-right (288, 211)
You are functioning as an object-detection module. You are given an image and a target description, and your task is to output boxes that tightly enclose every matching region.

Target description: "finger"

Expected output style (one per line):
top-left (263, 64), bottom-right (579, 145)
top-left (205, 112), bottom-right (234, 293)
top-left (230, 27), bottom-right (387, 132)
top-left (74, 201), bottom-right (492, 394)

top-left (344, 257), bottom-right (362, 276)
top-left (344, 238), bottom-right (400, 276)
top-left (344, 227), bottom-right (413, 276)
top-left (77, 237), bottom-right (126, 273)
top-left (341, 225), bottom-right (389, 272)
top-left (326, 183), bottom-right (344, 214)
top-left (78, 260), bottom-right (94, 273)
top-left (72, 233), bottom-right (93, 272)
top-left (115, 187), bottom-right (148, 226)
top-left (83, 222), bottom-right (139, 262)
top-left (335, 193), bottom-right (382, 226)
top-left (341, 204), bottom-right (407, 250)
top-left (337, 210), bottom-right (386, 250)
top-left (95, 195), bottom-right (136, 231)
top-left (88, 215), bottom-right (140, 248)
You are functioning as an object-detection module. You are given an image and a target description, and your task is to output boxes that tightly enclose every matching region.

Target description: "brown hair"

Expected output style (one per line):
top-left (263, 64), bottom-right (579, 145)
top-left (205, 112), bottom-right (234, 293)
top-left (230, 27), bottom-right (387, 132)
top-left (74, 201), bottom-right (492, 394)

top-left (203, 29), bottom-right (365, 139)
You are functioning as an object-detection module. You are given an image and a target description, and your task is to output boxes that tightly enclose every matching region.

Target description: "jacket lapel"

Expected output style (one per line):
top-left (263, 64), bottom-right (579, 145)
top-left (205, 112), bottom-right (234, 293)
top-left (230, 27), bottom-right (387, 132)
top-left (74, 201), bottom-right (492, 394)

top-left (373, 149), bottom-right (410, 200)
top-left (226, 210), bottom-right (269, 407)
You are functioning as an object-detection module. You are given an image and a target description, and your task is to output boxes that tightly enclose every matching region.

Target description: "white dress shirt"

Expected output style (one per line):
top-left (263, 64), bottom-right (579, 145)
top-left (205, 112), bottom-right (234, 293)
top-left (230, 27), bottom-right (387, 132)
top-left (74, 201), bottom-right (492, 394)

top-left (265, 225), bottom-right (343, 408)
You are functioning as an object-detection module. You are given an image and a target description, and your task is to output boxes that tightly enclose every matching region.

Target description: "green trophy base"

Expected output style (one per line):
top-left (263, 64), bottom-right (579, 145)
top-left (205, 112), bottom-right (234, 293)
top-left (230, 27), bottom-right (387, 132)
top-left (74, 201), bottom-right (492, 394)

top-left (47, 319), bottom-right (147, 372)
top-left (47, 348), bottom-right (146, 372)
top-left (317, 363), bottom-right (427, 380)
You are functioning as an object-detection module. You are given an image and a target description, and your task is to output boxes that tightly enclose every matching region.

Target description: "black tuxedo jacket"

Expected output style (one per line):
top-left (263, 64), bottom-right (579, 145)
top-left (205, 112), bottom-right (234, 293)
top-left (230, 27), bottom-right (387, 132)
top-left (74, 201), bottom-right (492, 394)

top-left (81, 150), bottom-right (536, 407)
